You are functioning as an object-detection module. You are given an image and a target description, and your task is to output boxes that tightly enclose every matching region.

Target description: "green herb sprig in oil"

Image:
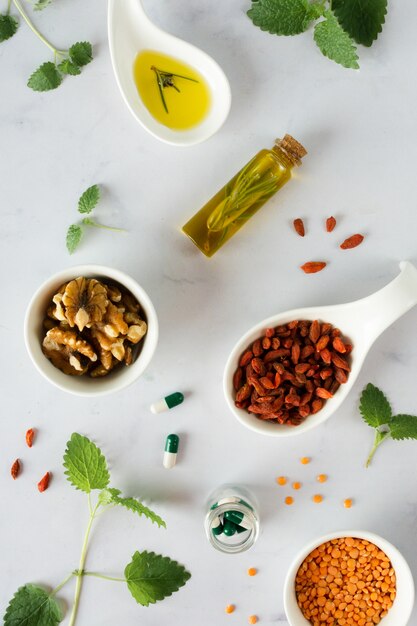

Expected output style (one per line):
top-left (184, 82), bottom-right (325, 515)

top-left (151, 65), bottom-right (198, 113)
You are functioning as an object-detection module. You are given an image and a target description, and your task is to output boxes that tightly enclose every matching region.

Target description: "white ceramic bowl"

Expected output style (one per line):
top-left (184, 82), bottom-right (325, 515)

top-left (24, 265), bottom-right (158, 396)
top-left (284, 530), bottom-right (415, 626)
top-left (223, 262), bottom-right (417, 437)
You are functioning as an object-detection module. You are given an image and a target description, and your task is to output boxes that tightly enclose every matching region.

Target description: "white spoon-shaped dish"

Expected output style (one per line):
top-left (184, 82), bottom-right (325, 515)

top-left (108, 0), bottom-right (231, 146)
top-left (224, 261), bottom-right (417, 437)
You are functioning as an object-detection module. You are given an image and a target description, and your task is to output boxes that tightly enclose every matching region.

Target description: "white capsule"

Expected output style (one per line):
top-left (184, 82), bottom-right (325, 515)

top-left (151, 392), bottom-right (184, 414)
top-left (163, 434), bottom-right (179, 469)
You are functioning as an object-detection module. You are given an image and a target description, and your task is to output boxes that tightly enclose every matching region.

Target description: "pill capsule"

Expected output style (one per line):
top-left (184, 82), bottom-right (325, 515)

top-left (211, 516), bottom-right (224, 536)
top-left (163, 434), bottom-right (179, 469)
top-left (151, 392), bottom-right (184, 414)
top-left (223, 519), bottom-right (238, 536)
top-left (224, 510), bottom-right (252, 530)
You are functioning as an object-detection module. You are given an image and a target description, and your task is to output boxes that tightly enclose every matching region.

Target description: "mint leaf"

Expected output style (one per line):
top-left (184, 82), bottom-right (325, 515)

top-left (333, 0), bottom-right (387, 47)
top-left (69, 42), bottom-right (93, 67)
top-left (0, 14), bottom-right (18, 42)
top-left (314, 12), bottom-right (359, 69)
top-left (78, 184), bottom-right (100, 214)
top-left (125, 551), bottom-right (191, 606)
top-left (58, 59), bottom-right (81, 76)
top-left (63, 433), bottom-right (110, 493)
top-left (359, 383), bottom-right (392, 428)
top-left (66, 224), bottom-right (83, 254)
top-left (27, 62), bottom-right (62, 92)
top-left (99, 488), bottom-right (166, 528)
top-left (34, 0), bottom-right (53, 10)
top-left (247, 0), bottom-right (318, 36)
top-left (389, 415), bottom-right (417, 441)
top-left (4, 584), bottom-right (63, 626)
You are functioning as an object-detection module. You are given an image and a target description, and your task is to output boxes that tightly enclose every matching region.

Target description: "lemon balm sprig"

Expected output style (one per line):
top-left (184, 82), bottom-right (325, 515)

top-left (0, 0), bottom-right (93, 90)
top-left (150, 65), bottom-right (199, 113)
top-left (360, 383), bottom-right (417, 467)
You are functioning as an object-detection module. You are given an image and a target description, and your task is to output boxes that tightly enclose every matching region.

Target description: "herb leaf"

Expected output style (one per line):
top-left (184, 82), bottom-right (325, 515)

top-left (314, 12), bottom-right (359, 69)
top-left (359, 383), bottom-right (392, 428)
top-left (99, 488), bottom-right (166, 528)
top-left (69, 42), bottom-right (93, 67)
top-left (0, 14), bottom-right (18, 42)
top-left (389, 415), bottom-right (417, 441)
top-left (34, 0), bottom-right (53, 11)
top-left (27, 62), bottom-right (62, 92)
top-left (125, 551), bottom-right (191, 606)
top-left (4, 584), bottom-right (63, 626)
top-left (247, 0), bottom-right (318, 36)
top-left (66, 224), bottom-right (83, 254)
top-left (78, 184), bottom-right (100, 214)
top-left (63, 433), bottom-right (110, 493)
top-left (332, 0), bottom-right (387, 47)
top-left (58, 59), bottom-right (81, 76)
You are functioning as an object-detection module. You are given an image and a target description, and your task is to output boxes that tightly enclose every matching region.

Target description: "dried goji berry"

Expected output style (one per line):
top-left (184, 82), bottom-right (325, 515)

top-left (326, 216), bottom-right (336, 232)
top-left (293, 218), bottom-right (305, 237)
top-left (340, 234), bottom-right (364, 249)
top-left (300, 262), bottom-right (326, 274)
top-left (11, 459), bottom-right (20, 480)
top-left (38, 472), bottom-right (51, 493)
top-left (26, 428), bottom-right (35, 448)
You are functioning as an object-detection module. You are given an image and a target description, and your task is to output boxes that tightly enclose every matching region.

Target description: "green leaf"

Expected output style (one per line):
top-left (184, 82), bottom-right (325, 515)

top-left (69, 41), bottom-right (93, 67)
top-left (0, 14), bottom-right (18, 42)
top-left (247, 0), bottom-right (319, 36)
top-left (34, 0), bottom-right (53, 10)
top-left (125, 551), bottom-right (191, 607)
top-left (4, 584), bottom-right (63, 626)
top-left (27, 62), bottom-right (62, 92)
top-left (359, 383), bottom-right (392, 428)
top-left (389, 415), bottom-right (417, 441)
top-left (314, 12), bottom-right (359, 69)
top-left (63, 433), bottom-right (110, 493)
top-left (58, 59), bottom-right (81, 76)
top-left (333, 0), bottom-right (387, 47)
top-left (78, 184), bottom-right (100, 214)
top-left (99, 488), bottom-right (166, 528)
top-left (66, 224), bottom-right (83, 254)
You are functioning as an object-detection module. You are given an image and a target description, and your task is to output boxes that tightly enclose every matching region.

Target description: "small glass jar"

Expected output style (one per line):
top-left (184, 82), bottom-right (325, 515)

top-left (204, 484), bottom-right (260, 554)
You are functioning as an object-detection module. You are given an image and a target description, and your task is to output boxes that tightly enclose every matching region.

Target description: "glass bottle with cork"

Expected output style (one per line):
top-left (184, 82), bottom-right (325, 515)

top-left (182, 134), bottom-right (307, 257)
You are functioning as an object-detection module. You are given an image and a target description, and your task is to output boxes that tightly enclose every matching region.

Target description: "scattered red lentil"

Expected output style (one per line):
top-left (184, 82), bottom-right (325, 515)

top-left (316, 474), bottom-right (327, 483)
top-left (247, 567), bottom-right (257, 576)
top-left (300, 457), bottom-right (311, 465)
top-left (225, 604), bottom-right (235, 614)
top-left (292, 482), bottom-right (302, 490)
top-left (285, 496), bottom-right (294, 505)
top-left (276, 476), bottom-right (287, 486)
top-left (248, 616), bottom-right (258, 625)
top-left (312, 494), bottom-right (323, 503)
top-left (344, 498), bottom-right (353, 508)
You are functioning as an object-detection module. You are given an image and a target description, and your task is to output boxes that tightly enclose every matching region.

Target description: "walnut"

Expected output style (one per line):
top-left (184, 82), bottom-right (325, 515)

top-left (42, 276), bottom-right (147, 378)
top-left (62, 277), bottom-right (108, 331)
top-left (127, 321), bottom-right (147, 344)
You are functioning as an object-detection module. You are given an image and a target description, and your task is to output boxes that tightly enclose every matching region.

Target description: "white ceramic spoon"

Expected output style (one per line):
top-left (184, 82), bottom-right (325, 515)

top-left (108, 0), bottom-right (231, 146)
top-left (224, 261), bottom-right (417, 437)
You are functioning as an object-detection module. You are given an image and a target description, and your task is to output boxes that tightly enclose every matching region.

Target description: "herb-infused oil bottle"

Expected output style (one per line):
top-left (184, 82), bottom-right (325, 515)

top-left (182, 135), bottom-right (307, 257)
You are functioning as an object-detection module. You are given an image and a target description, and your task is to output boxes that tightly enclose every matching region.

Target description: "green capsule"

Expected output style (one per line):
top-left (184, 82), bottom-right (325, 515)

top-left (224, 510), bottom-right (252, 530)
top-left (211, 516), bottom-right (224, 536)
top-left (151, 392), bottom-right (184, 414)
top-left (223, 519), bottom-right (239, 536)
top-left (163, 434), bottom-right (179, 469)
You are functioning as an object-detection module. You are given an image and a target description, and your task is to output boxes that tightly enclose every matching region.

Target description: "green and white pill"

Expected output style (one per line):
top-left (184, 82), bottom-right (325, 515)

top-left (223, 519), bottom-right (238, 536)
top-left (211, 516), bottom-right (224, 536)
top-left (151, 392), bottom-right (184, 414)
top-left (163, 433), bottom-right (179, 469)
top-left (224, 510), bottom-right (252, 530)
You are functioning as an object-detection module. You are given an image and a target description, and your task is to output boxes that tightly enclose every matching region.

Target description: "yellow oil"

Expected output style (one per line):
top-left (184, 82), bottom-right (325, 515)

top-left (133, 50), bottom-right (211, 130)
top-left (182, 149), bottom-right (293, 257)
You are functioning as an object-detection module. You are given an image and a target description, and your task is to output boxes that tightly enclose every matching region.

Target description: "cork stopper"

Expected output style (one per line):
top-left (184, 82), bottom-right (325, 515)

top-left (274, 134), bottom-right (307, 166)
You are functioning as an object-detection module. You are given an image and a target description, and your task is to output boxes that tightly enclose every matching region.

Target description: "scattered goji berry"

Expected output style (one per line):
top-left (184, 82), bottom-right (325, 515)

top-left (340, 234), bottom-right (364, 249)
top-left (38, 472), bottom-right (51, 492)
top-left (293, 218), bottom-right (305, 237)
top-left (26, 428), bottom-right (35, 448)
top-left (300, 262), bottom-right (326, 274)
top-left (11, 459), bottom-right (20, 480)
top-left (326, 216), bottom-right (336, 232)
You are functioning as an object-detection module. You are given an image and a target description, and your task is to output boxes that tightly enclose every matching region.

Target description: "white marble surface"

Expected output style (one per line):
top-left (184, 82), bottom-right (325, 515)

top-left (1, 1), bottom-right (417, 624)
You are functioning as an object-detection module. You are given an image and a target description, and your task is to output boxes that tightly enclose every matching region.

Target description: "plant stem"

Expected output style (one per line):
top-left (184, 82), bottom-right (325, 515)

top-left (12, 0), bottom-right (67, 56)
top-left (366, 430), bottom-right (390, 467)
top-left (82, 218), bottom-right (126, 232)
top-left (50, 572), bottom-right (75, 597)
top-left (82, 571), bottom-right (126, 583)
top-left (68, 501), bottom-right (100, 626)
top-left (7, 0), bottom-right (12, 14)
